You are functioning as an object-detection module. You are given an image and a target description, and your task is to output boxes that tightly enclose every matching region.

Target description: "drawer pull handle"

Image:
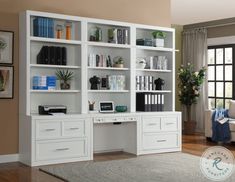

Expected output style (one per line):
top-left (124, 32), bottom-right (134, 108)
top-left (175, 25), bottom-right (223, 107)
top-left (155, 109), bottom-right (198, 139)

top-left (55, 148), bottom-right (69, 151)
top-left (69, 127), bottom-right (79, 130)
top-left (148, 123), bottom-right (157, 126)
top-left (45, 128), bottom-right (56, 131)
top-left (166, 123), bottom-right (174, 125)
top-left (157, 140), bottom-right (166, 143)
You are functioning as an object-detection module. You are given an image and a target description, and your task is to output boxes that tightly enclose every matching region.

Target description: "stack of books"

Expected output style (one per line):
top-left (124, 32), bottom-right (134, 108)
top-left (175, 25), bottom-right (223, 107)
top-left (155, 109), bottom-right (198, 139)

top-left (136, 75), bottom-right (154, 91)
top-left (136, 93), bottom-right (164, 112)
top-left (33, 17), bottom-right (54, 38)
top-left (37, 46), bottom-right (67, 65)
top-left (88, 54), bottom-right (112, 68)
top-left (108, 28), bottom-right (129, 44)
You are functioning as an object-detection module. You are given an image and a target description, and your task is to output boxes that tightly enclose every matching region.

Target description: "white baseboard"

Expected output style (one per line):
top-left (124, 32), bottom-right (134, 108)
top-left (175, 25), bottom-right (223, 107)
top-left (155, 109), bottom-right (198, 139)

top-left (0, 154), bottom-right (19, 164)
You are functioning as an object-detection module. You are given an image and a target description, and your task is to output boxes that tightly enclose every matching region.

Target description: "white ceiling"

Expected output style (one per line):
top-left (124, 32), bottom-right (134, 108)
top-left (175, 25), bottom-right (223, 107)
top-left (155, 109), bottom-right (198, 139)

top-left (171, 0), bottom-right (235, 25)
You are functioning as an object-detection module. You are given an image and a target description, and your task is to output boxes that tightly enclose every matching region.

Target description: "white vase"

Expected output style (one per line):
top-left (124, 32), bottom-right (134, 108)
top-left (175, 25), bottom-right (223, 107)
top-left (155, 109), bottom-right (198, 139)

top-left (154, 38), bottom-right (164, 47)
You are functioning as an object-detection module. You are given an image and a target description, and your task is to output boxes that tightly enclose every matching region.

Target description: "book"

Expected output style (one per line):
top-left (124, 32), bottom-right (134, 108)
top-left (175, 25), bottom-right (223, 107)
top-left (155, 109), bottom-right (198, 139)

top-left (117, 29), bottom-right (123, 44)
top-left (48, 18), bottom-right (54, 38)
top-left (61, 47), bottom-right (67, 65)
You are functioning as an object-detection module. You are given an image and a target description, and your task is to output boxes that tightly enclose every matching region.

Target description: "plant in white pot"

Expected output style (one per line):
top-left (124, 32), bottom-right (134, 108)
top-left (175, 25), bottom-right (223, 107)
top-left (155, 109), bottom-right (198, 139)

top-left (55, 69), bottom-right (74, 90)
top-left (178, 63), bottom-right (206, 135)
top-left (152, 31), bottom-right (166, 47)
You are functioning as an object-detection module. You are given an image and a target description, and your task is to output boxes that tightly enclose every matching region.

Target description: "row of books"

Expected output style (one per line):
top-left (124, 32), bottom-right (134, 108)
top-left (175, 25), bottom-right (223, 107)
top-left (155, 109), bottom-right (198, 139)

top-left (136, 75), bottom-right (154, 91)
top-left (32, 76), bottom-right (56, 90)
top-left (37, 46), bottom-right (67, 65)
top-left (136, 93), bottom-right (164, 112)
top-left (88, 54), bottom-right (112, 68)
top-left (108, 28), bottom-right (129, 44)
top-left (33, 17), bottom-right (54, 38)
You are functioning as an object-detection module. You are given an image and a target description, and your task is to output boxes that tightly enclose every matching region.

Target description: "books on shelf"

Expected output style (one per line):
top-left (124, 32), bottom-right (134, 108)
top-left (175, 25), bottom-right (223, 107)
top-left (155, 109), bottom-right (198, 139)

top-left (108, 28), bottom-right (129, 44)
top-left (37, 46), bottom-right (67, 65)
top-left (33, 17), bottom-right (54, 38)
top-left (33, 76), bottom-right (56, 90)
top-left (136, 75), bottom-right (153, 91)
top-left (136, 92), bottom-right (164, 112)
top-left (88, 54), bottom-right (112, 68)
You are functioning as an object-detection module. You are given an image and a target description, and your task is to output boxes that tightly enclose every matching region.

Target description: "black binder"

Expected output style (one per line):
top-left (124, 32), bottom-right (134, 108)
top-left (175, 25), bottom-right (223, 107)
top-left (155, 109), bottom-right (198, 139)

top-left (62, 47), bottom-right (67, 65)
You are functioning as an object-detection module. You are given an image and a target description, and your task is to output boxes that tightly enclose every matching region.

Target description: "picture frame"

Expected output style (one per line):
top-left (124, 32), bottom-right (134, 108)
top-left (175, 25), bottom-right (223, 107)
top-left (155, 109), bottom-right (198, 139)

top-left (0, 65), bottom-right (14, 99)
top-left (99, 101), bottom-right (114, 113)
top-left (0, 30), bottom-right (14, 64)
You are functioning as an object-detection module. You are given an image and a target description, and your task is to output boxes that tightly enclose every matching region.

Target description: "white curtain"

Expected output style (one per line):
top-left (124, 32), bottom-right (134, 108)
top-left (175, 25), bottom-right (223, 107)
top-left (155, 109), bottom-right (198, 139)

top-left (182, 28), bottom-right (208, 132)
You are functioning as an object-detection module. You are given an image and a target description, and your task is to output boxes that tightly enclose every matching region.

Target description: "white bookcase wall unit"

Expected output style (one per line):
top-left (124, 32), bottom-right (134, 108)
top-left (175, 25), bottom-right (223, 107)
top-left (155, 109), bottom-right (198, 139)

top-left (19, 11), bottom-right (180, 167)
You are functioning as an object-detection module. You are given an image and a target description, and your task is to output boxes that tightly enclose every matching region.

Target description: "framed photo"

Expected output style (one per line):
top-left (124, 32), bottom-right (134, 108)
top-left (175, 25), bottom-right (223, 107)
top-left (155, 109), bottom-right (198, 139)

top-left (0, 31), bottom-right (14, 64)
top-left (0, 66), bottom-right (14, 99)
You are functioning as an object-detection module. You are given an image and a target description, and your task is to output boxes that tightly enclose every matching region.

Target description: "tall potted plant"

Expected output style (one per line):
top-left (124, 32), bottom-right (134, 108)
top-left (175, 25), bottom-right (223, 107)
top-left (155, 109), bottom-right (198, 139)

top-left (55, 69), bottom-right (74, 90)
top-left (178, 63), bottom-right (206, 134)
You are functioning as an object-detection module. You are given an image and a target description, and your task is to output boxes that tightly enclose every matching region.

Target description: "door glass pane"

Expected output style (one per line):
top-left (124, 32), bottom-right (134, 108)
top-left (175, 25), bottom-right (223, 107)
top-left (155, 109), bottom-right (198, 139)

top-left (225, 65), bottom-right (232, 81)
top-left (208, 66), bottom-right (215, 80)
top-left (208, 98), bottom-right (215, 110)
top-left (225, 48), bottom-right (232, 64)
top-left (216, 48), bottom-right (223, 64)
top-left (208, 82), bottom-right (215, 97)
top-left (216, 66), bottom-right (223, 80)
top-left (225, 99), bottom-right (230, 109)
top-left (225, 82), bottom-right (232, 98)
top-left (216, 82), bottom-right (224, 97)
top-left (216, 99), bottom-right (224, 109)
top-left (208, 49), bottom-right (215, 64)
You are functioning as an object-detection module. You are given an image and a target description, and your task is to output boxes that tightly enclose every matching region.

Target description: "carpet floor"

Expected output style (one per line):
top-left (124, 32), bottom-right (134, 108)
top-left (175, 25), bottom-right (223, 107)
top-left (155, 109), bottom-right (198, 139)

top-left (40, 152), bottom-right (235, 182)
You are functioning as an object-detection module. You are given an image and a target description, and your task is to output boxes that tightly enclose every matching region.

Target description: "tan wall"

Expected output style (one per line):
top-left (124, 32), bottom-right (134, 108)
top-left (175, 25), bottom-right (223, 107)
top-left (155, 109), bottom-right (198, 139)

top-left (208, 24), bottom-right (235, 38)
top-left (172, 25), bottom-right (183, 111)
top-left (0, 0), bottom-right (171, 155)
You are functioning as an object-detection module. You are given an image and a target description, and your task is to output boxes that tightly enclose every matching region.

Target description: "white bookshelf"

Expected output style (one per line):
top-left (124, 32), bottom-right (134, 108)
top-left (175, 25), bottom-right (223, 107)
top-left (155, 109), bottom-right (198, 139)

top-left (19, 10), bottom-right (175, 115)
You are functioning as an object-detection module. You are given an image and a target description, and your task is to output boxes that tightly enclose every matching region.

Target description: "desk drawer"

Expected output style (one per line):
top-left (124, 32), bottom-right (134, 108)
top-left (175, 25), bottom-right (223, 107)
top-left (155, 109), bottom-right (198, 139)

top-left (143, 117), bottom-right (161, 133)
top-left (36, 121), bottom-right (61, 139)
top-left (161, 117), bottom-right (178, 131)
top-left (143, 133), bottom-right (178, 150)
top-left (36, 139), bottom-right (87, 161)
top-left (63, 120), bottom-right (85, 137)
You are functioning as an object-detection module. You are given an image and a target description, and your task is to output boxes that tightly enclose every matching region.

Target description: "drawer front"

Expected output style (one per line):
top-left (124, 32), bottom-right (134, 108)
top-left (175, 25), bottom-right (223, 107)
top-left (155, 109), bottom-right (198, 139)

top-left (36, 121), bottom-right (61, 139)
top-left (143, 117), bottom-right (161, 133)
top-left (36, 139), bottom-right (87, 161)
top-left (63, 120), bottom-right (85, 137)
top-left (161, 117), bottom-right (178, 131)
top-left (143, 133), bottom-right (178, 150)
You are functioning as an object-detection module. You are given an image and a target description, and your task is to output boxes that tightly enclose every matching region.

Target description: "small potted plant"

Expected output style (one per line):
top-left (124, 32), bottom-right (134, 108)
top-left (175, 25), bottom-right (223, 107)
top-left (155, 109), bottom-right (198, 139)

top-left (0, 38), bottom-right (7, 60)
top-left (55, 69), bottom-right (74, 90)
top-left (152, 31), bottom-right (166, 47)
top-left (113, 56), bottom-right (124, 68)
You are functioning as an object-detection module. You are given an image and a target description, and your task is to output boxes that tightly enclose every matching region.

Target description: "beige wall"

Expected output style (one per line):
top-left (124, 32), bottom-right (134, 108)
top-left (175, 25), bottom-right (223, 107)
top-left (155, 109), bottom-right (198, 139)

top-left (172, 25), bottom-right (183, 111)
top-left (0, 0), bottom-right (171, 155)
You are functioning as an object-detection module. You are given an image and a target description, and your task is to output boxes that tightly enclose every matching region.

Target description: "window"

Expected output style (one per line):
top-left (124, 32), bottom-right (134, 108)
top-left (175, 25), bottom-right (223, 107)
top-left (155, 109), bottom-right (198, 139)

top-left (207, 45), bottom-right (235, 109)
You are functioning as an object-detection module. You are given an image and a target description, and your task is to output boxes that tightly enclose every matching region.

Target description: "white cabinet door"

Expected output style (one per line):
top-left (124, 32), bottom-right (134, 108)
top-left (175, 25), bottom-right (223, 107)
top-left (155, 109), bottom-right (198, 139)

top-left (36, 120), bottom-right (61, 140)
top-left (63, 119), bottom-right (85, 137)
top-left (161, 117), bottom-right (178, 131)
top-left (142, 116), bottom-right (161, 133)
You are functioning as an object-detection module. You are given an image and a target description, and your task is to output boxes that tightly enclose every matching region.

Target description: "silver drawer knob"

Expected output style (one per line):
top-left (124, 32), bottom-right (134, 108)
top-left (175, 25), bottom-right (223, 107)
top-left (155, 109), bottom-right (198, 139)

top-left (55, 148), bottom-right (69, 151)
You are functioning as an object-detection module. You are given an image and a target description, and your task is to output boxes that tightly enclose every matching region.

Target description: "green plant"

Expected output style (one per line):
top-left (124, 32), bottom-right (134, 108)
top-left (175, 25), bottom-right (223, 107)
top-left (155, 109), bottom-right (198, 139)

top-left (178, 63), bottom-right (206, 121)
top-left (0, 38), bottom-right (7, 50)
top-left (114, 57), bottom-right (124, 65)
top-left (55, 69), bottom-right (74, 82)
top-left (152, 31), bottom-right (166, 39)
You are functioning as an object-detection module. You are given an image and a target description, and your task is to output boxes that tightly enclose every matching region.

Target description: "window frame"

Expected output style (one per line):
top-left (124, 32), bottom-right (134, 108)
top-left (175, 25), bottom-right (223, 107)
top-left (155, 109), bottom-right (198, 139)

top-left (207, 44), bottom-right (235, 109)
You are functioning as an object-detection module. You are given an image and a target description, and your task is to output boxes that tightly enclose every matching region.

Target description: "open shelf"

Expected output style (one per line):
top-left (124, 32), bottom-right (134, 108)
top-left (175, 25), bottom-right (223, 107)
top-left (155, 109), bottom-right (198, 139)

top-left (135, 90), bottom-right (172, 93)
top-left (136, 45), bottom-right (173, 52)
top-left (30, 36), bottom-right (82, 45)
top-left (30, 90), bottom-right (80, 93)
top-left (88, 90), bottom-right (129, 93)
top-left (30, 64), bottom-right (80, 69)
top-left (87, 41), bottom-right (131, 49)
top-left (135, 69), bottom-right (171, 73)
top-left (88, 67), bottom-right (129, 71)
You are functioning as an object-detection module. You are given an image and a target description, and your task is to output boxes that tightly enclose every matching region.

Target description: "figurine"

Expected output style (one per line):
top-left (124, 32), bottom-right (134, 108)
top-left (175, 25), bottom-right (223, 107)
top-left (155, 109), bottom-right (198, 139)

top-left (154, 78), bottom-right (165, 90)
top-left (89, 76), bottom-right (101, 90)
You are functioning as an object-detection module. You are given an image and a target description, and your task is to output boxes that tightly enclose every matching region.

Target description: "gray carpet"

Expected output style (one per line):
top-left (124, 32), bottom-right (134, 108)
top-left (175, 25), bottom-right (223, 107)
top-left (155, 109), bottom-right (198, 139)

top-left (40, 152), bottom-right (235, 182)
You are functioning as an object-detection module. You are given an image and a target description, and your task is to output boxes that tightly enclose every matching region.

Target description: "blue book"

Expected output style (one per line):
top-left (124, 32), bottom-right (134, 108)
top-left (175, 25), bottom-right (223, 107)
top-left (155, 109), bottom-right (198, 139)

top-left (33, 18), bottom-right (39, 36)
top-left (44, 18), bottom-right (49, 37)
top-left (48, 19), bottom-right (54, 38)
top-left (47, 76), bottom-right (56, 90)
top-left (38, 17), bottom-right (43, 37)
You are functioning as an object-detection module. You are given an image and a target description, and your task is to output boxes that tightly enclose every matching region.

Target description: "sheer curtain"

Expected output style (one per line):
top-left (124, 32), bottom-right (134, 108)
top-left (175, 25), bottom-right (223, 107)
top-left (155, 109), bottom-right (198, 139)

top-left (182, 28), bottom-right (208, 132)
